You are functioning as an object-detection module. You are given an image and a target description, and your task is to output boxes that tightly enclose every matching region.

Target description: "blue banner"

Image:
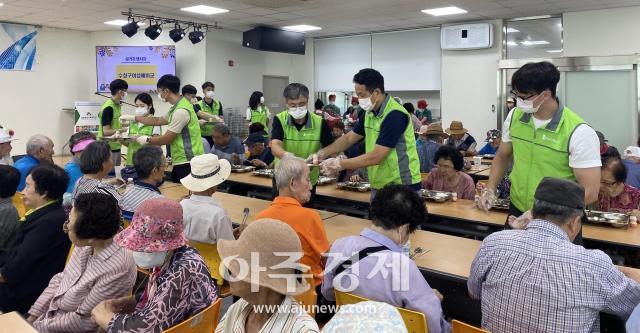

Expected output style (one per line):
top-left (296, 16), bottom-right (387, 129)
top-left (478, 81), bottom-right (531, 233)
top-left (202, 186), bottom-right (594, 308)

top-left (0, 22), bottom-right (37, 71)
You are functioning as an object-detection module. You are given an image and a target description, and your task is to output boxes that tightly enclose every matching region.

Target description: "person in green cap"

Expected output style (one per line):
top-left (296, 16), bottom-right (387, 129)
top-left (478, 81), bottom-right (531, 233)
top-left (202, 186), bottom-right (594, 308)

top-left (98, 79), bottom-right (128, 169)
top-left (313, 68), bottom-right (422, 201)
top-left (197, 81), bottom-right (224, 148)
top-left (270, 83), bottom-right (334, 200)
top-left (120, 74), bottom-right (204, 183)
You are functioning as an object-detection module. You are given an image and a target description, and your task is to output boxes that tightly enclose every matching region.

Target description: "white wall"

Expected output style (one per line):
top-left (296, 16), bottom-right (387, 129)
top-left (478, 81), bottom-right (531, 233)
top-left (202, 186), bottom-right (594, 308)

top-left (205, 30), bottom-right (314, 111)
top-left (563, 6), bottom-right (640, 57)
top-left (0, 27), bottom-right (93, 155)
top-left (440, 20), bottom-right (502, 141)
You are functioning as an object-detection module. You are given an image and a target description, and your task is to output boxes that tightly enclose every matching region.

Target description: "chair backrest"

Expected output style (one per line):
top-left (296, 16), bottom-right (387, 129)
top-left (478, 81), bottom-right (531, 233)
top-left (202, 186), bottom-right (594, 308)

top-left (293, 278), bottom-right (317, 317)
top-left (334, 290), bottom-right (429, 333)
top-left (163, 298), bottom-right (222, 333)
top-left (65, 245), bottom-right (74, 265)
top-left (189, 241), bottom-right (224, 285)
top-left (12, 193), bottom-right (26, 218)
top-left (452, 320), bottom-right (490, 333)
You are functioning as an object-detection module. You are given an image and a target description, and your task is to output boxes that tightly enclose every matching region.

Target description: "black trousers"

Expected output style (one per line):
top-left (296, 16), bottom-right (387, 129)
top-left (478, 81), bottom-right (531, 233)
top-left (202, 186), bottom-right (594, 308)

top-left (506, 203), bottom-right (583, 246)
top-left (171, 163), bottom-right (191, 183)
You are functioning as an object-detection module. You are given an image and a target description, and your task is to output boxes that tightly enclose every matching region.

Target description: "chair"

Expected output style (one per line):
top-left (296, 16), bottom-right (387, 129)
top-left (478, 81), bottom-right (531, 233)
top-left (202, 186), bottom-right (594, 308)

top-left (11, 193), bottom-right (26, 219)
top-left (334, 290), bottom-right (429, 333)
top-left (293, 277), bottom-right (317, 318)
top-left (65, 245), bottom-right (74, 265)
top-left (452, 320), bottom-right (490, 333)
top-left (163, 298), bottom-right (222, 333)
top-left (189, 241), bottom-right (224, 286)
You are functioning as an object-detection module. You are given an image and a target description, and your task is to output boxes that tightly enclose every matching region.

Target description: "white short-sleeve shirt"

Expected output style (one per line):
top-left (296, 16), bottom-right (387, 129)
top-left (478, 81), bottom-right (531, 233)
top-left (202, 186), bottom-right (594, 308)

top-left (502, 108), bottom-right (601, 169)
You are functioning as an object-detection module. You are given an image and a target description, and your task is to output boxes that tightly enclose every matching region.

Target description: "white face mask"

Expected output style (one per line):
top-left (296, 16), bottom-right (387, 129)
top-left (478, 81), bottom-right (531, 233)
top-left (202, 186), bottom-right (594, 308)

top-left (135, 106), bottom-right (149, 117)
top-left (157, 90), bottom-right (167, 103)
top-left (288, 106), bottom-right (308, 120)
top-left (132, 251), bottom-right (167, 269)
top-left (260, 96), bottom-right (265, 104)
top-left (206, 91), bottom-right (215, 99)
top-left (359, 96), bottom-right (374, 112)
top-left (122, 91), bottom-right (128, 98)
top-left (517, 94), bottom-right (544, 114)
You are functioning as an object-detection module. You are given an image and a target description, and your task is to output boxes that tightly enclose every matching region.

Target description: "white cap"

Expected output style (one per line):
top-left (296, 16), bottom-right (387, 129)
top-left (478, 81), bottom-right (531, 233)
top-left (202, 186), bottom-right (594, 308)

top-left (0, 128), bottom-right (17, 144)
top-left (624, 146), bottom-right (640, 159)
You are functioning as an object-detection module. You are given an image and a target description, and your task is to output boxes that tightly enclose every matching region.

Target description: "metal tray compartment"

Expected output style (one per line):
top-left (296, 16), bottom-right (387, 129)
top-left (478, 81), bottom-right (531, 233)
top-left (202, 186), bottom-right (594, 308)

top-left (252, 169), bottom-right (275, 178)
top-left (492, 198), bottom-right (510, 210)
top-left (421, 190), bottom-right (452, 203)
top-left (231, 165), bottom-right (256, 173)
top-left (336, 181), bottom-right (371, 192)
top-left (317, 176), bottom-right (336, 186)
top-left (585, 210), bottom-right (629, 228)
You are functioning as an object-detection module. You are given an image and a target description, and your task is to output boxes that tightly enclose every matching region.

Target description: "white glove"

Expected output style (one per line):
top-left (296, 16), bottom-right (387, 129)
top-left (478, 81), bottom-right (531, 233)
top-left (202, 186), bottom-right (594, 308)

top-left (477, 189), bottom-right (496, 212)
top-left (136, 135), bottom-right (149, 145)
top-left (320, 157), bottom-right (344, 177)
top-left (209, 115), bottom-right (222, 123)
top-left (508, 210), bottom-right (532, 230)
top-left (198, 119), bottom-right (208, 126)
top-left (120, 114), bottom-right (136, 122)
top-left (306, 149), bottom-right (327, 165)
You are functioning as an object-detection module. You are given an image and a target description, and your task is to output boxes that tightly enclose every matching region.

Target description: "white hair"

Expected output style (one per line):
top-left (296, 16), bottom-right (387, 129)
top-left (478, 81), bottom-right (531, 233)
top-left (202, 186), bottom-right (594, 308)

top-left (275, 155), bottom-right (306, 190)
top-left (26, 134), bottom-right (51, 154)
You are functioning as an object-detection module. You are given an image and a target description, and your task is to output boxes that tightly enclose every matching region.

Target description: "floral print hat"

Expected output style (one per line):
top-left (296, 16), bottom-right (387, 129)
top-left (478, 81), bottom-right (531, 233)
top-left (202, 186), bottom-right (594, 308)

top-left (114, 198), bottom-right (188, 252)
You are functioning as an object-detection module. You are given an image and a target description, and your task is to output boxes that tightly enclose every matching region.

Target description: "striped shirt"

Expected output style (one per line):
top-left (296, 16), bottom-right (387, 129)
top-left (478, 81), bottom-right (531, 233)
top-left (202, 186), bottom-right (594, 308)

top-left (468, 219), bottom-right (640, 333)
top-left (28, 242), bottom-right (137, 333)
top-left (215, 296), bottom-right (319, 333)
top-left (120, 181), bottom-right (163, 219)
top-left (71, 176), bottom-right (122, 205)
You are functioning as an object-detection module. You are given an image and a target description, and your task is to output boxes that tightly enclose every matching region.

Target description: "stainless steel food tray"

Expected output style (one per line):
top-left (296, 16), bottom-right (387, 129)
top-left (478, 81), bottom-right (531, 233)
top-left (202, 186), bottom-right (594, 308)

top-left (421, 190), bottom-right (452, 203)
top-left (231, 165), bottom-right (256, 173)
top-left (336, 181), bottom-right (371, 192)
top-left (317, 176), bottom-right (336, 186)
top-left (252, 169), bottom-right (275, 178)
top-left (585, 210), bottom-right (629, 228)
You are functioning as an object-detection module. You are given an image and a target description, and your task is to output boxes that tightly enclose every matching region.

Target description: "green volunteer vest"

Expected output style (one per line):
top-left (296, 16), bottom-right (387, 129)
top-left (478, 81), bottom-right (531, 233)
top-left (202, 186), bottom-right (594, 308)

top-left (250, 106), bottom-right (269, 129)
top-left (364, 95), bottom-right (421, 190)
top-left (126, 121), bottom-right (154, 166)
top-left (198, 99), bottom-right (221, 136)
top-left (509, 103), bottom-right (586, 211)
top-left (98, 99), bottom-right (122, 151)
top-left (168, 97), bottom-right (205, 165)
top-left (274, 111), bottom-right (322, 185)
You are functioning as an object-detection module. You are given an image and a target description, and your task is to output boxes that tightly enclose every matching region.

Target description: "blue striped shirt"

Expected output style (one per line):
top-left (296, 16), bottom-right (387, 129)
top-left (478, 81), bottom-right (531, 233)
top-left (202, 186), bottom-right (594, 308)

top-left (468, 219), bottom-right (640, 333)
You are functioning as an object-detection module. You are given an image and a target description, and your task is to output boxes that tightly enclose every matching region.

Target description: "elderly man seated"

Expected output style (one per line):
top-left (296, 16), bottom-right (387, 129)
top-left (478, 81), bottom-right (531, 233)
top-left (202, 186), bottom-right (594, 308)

top-left (468, 177), bottom-right (640, 333)
top-left (14, 134), bottom-right (55, 191)
top-left (321, 185), bottom-right (449, 333)
top-left (209, 123), bottom-right (245, 165)
top-left (255, 156), bottom-right (329, 291)
top-left (119, 146), bottom-right (166, 220)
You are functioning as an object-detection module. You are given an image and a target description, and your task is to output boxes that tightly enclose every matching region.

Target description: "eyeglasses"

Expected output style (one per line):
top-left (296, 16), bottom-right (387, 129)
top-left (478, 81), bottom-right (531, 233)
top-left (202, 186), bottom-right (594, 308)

top-left (600, 180), bottom-right (617, 187)
top-left (510, 89), bottom-right (538, 101)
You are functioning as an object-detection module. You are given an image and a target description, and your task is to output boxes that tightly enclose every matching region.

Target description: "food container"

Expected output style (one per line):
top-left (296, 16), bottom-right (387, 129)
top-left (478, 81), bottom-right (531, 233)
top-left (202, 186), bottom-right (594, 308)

top-left (231, 165), bottom-right (256, 173)
top-left (336, 181), bottom-right (371, 192)
top-left (585, 210), bottom-right (630, 228)
top-left (421, 190), bottom-right (452, 203)
top-left (317, 176), bottom-right (336, 186)
top-left (483, 154), bottom-right (495, 159)
top-left (252, 169), bottom-right (275, 178)
top-left (492, 198), bottom-right (510, 210)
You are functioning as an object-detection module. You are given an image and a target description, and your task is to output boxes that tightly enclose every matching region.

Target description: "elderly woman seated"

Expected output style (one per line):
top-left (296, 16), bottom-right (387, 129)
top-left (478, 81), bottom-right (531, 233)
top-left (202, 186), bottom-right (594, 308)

top-left (72, 141), bottom-right (121, 204)
top-left (27, 193), bottom-right (137, 332)
top-left (0, 164), bottom-right (70, 314)
top-left (423, 145), bottom-right (475, 200)
top-left (91, 198), bottom-right (217, 332)
top-left (215, 219), bottom-right (319, 332)
top-left (598, 156), bottom-right (640, 221)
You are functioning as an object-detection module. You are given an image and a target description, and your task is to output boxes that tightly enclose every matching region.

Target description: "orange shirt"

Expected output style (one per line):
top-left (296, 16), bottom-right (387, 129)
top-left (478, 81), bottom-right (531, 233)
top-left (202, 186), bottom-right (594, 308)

top-left (255, 196), bottom-right (330, 286)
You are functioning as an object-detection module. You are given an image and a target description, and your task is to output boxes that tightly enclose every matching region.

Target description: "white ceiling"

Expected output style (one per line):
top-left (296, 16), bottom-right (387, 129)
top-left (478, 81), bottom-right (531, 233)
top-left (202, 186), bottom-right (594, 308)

top-left (1, 0), bottom-right (640, 37)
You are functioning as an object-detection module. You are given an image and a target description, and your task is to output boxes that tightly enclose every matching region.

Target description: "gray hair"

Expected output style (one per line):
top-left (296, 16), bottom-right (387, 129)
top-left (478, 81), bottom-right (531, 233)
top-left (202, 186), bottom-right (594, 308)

top-left (275, 155), bottom-right (306, 190)
top-left (213, 123), bottom-right (231, 136)
top-left (531, 200), bottom-right (583, 225)
top-left (134, 146), bottom-right (164, 179)
top-left (26, 134), bottom-right (51, 154)
top-left (283, 83), bottom-right (309, 101)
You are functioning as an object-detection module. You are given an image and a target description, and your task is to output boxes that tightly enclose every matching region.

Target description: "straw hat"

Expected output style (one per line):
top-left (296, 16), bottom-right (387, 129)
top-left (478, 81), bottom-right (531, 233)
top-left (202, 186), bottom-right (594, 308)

top-left (417, 123), bottom-right (448, 137)
top-left (445, 121), bottom-right (468, 135)
top-left (180, 153), bottom-right (231, 192)
top-left (217, 218), bottom-right (310, 296)
top-left (114, 198), bottom-right (188, 252)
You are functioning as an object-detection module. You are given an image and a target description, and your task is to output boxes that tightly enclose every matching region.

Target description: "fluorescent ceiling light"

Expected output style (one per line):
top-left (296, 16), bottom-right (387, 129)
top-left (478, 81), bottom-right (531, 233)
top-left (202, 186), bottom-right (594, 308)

top-left (511, 15), bottom-right (552, 21)
top-left (422, 6), bottom-right (467, 16)
top-left (104, 20), bottom-right (145, 26)
top-left (521, 40), bottom-right (550, 46)
top-left (546, 49), bottom-right (563, 53)
top-left (504, 27), bottom-right (519, 33)
top-left (0, 3), bottom-right (4, 6)
top-left (180, 5), bottom-right (229, 15)
top-left (282, 24), bottom-right (321, 32)
top-left (506, 41), bottom-right (518, 46)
